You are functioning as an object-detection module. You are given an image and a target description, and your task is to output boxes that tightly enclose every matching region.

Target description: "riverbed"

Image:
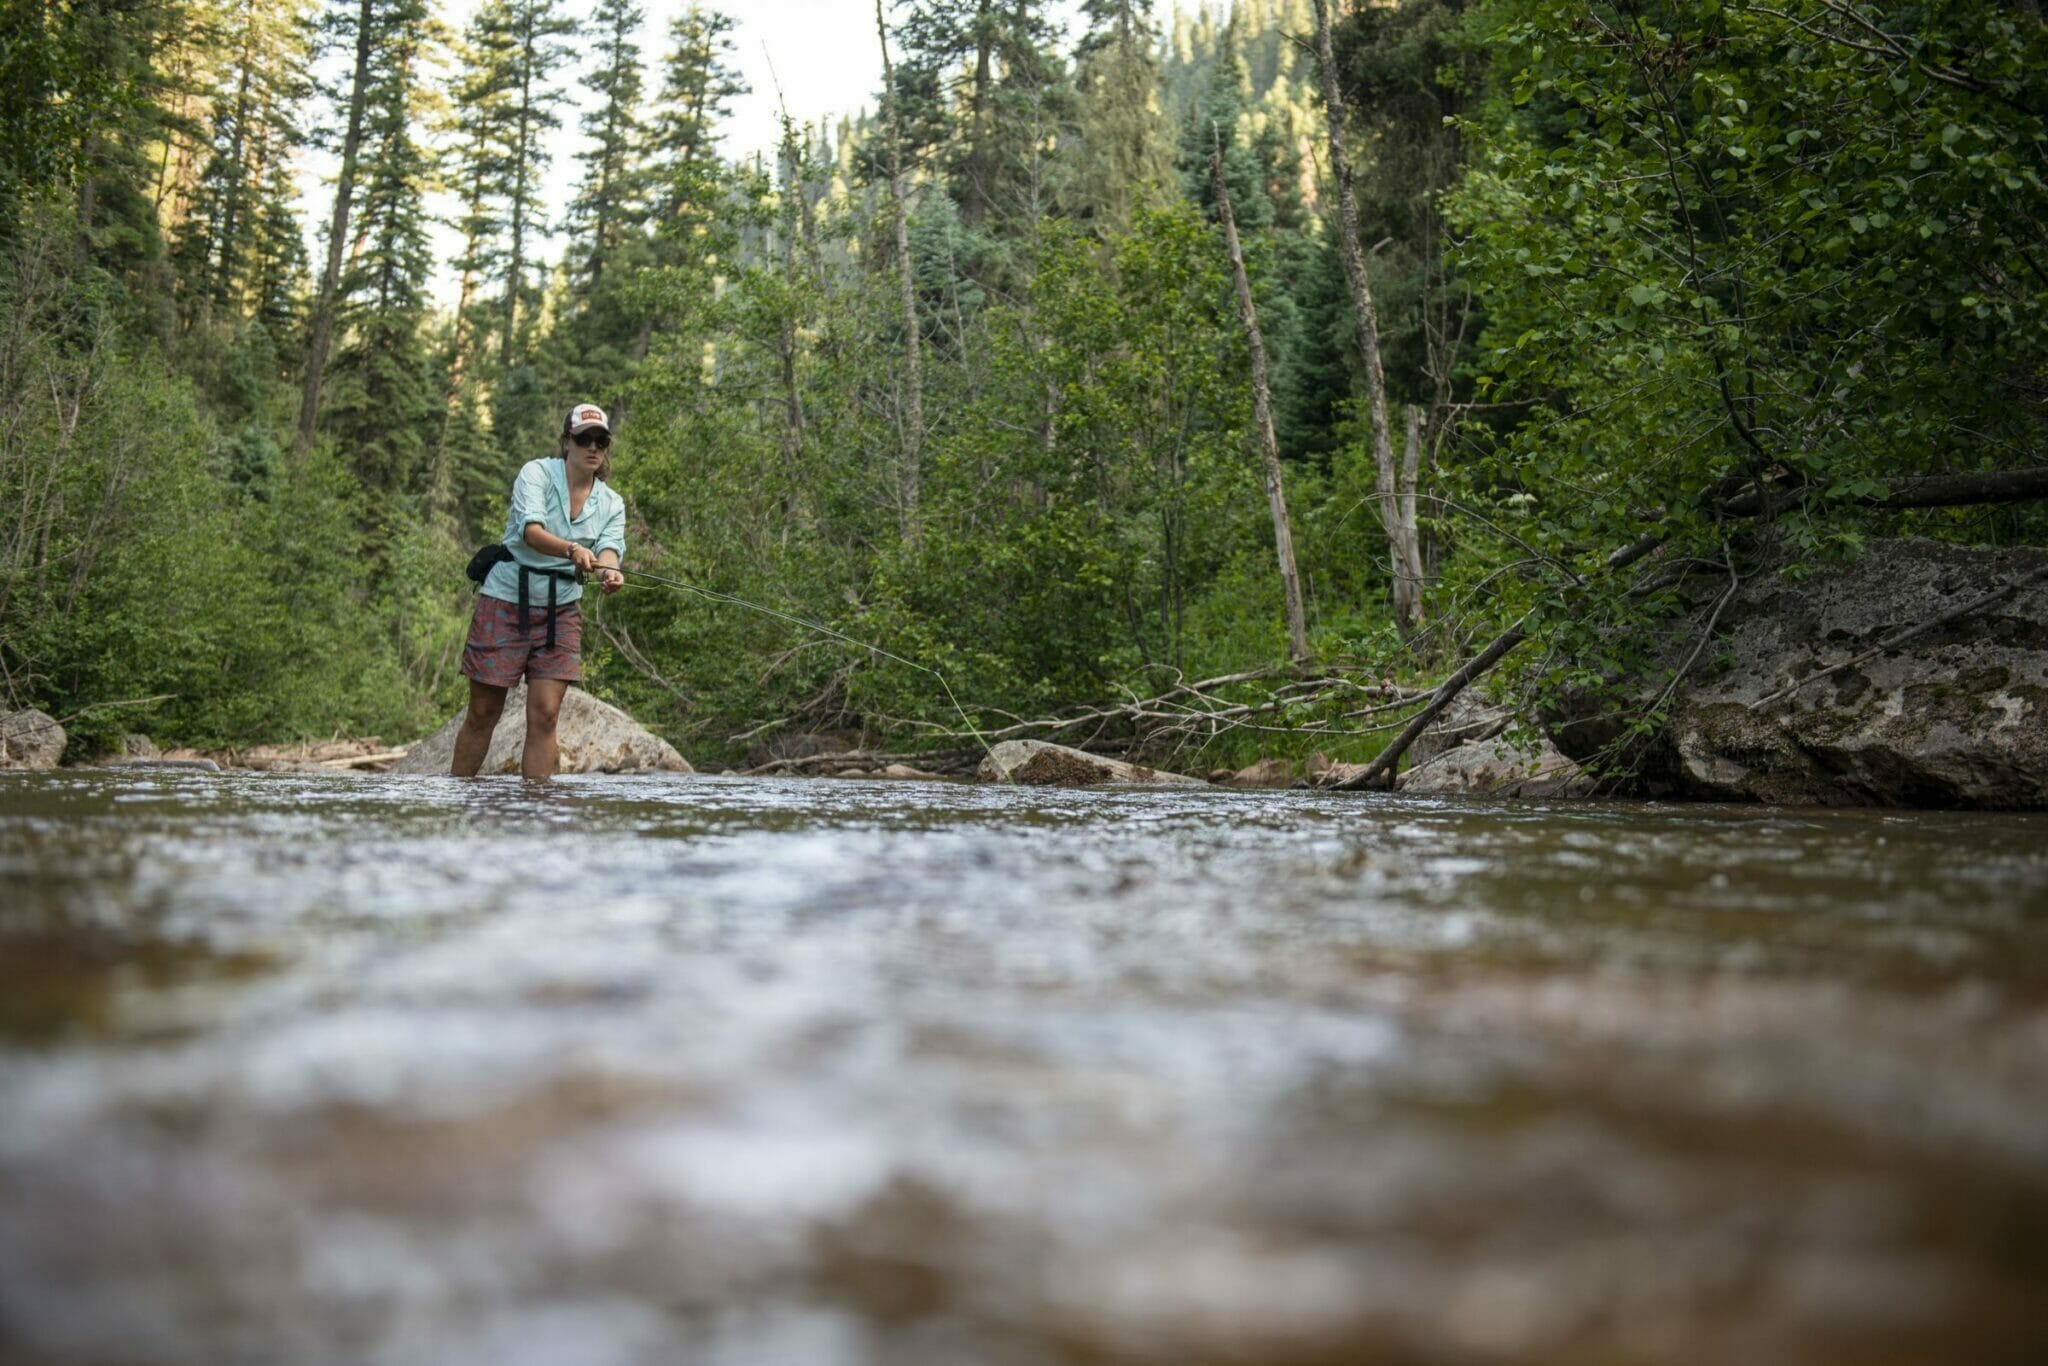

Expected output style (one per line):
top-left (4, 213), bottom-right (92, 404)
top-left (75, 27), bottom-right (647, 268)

top-left (2, 770), bottom-right (2045, 1364)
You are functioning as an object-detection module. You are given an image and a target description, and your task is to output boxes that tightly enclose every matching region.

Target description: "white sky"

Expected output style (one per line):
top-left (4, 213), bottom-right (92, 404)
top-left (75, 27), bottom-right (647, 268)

top-left (297, 0), bottom-right (1088, 305)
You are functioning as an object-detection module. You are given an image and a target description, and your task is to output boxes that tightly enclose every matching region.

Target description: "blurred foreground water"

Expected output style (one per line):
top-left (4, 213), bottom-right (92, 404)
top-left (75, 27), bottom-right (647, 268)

top-left (2, 770), bottom-right (2046, 1365)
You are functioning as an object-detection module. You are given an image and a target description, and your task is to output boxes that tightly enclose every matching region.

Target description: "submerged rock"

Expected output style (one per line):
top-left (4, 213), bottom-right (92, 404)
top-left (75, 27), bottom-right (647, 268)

top-left (102, 757), bottom-right (221, 773)
top-left (118, 734), bottom-right (161, 761)
top-left (392, 685), bottom-right (692, 776)
top-left (977, 739), bottom-right (1204, 787)
top-left (1552, 538), bottom-right (2048, 808)
top-left (1, 710), bottom-right (64, 770)
top-left (1213, 757), bottom-right (1299, 789)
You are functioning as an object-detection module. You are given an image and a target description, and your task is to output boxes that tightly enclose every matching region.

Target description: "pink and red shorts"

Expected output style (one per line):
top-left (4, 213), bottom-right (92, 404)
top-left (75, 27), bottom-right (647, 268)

top-left (460, 596), bottom-right (583, 687)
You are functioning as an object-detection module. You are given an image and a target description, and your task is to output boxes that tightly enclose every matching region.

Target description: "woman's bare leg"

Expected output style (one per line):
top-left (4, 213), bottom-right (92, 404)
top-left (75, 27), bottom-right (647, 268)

top-left (523, 678), bottom-right (569, 781)
top-left (452, 681), bottom-right (508, 776)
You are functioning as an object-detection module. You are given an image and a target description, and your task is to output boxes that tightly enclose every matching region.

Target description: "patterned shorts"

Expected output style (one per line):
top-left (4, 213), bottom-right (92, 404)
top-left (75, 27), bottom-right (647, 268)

top-left (461, 596), bottom-right (583, 688)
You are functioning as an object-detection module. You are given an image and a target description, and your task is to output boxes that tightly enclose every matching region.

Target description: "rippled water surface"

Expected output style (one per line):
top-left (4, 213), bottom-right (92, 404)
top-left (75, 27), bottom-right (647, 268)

top-left (3, 770), bottom-right (2047, 1365)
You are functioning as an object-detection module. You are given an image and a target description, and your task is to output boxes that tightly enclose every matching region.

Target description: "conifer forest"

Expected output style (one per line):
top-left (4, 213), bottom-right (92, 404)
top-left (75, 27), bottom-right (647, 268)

top-left (3, 0), bottom-right (2044, 772)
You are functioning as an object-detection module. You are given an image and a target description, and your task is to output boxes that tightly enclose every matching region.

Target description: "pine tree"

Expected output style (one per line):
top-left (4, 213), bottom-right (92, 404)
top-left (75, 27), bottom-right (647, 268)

top-left (892, 0), bottom-right (1072, 268)
top-left (1065, 0), bottom-right (1174, 237)
top-left (439, 16), bottom-right (509, 427)
top-left (298, 0), bottom-right (427, 452)
top-left (172, 0), bottom-right (311, 328)
top-left (566, 0), bottom-right (648, 293)
top-left (324, 8), bottom-right (437, 493)
top-left (647, 5), bottom-right (747, 228)
top-left (467, 0), bottom-right (572, 367)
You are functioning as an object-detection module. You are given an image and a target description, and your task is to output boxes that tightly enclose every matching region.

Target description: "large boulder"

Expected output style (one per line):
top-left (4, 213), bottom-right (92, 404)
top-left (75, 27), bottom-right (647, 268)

top-left (1406, 690), bottom-right (1512, 769)
top-left (392, 685), bottom-right (692, 776)
top-left (977, 739), bottom-right (1204, 787)
top-left (1, 709), bottom-right (65, 770)
top-left (1400, 733), bottom-right (1596, 798)
top-left (1551, 538), bottom-right (2048, 808)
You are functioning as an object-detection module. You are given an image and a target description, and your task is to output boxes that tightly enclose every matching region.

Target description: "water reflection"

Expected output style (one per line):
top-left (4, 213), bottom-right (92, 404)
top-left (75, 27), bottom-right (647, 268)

top-left (1, 770), bottom-right (2046, 1363)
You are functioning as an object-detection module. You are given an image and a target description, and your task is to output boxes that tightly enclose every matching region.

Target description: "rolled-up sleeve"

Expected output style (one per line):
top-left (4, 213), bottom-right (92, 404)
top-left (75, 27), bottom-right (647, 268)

top-left (509, 461), bottom-right (552, 533)
top-left (595, 492), bottom-right (627, 563)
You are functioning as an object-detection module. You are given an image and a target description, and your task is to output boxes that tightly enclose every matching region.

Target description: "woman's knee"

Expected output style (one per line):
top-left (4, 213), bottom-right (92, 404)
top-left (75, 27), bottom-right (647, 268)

top-left (525, 691), bottom-right (564, 730)
top-left (466, 686), bottom-right (507, 727)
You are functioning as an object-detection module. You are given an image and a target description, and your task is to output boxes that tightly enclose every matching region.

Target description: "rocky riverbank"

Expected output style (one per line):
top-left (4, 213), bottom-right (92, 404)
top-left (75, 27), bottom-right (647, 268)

top-left (6, 540), bottom-right (2039, 805)
top-left (1549, 538), bottom-right (2048, 808)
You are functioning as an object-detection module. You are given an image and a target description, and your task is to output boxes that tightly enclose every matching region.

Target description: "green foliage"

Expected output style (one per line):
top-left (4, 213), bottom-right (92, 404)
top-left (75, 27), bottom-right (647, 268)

top-left (10, 0), bottom-right (2045, 776)
top-left (1452, 0), bottom-right (2048, 558)
top-left (0, 212), bottom-right (454, 752)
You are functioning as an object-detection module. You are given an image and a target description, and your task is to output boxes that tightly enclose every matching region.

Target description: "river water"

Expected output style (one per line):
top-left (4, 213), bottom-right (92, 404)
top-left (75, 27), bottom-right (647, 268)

top-left (2, 770), bottom-right (2045, 1365)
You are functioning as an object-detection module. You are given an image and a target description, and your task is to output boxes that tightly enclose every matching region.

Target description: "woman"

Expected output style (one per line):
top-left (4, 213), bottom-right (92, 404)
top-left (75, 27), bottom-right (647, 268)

top-left (452, 402), bottom-right (627, 780)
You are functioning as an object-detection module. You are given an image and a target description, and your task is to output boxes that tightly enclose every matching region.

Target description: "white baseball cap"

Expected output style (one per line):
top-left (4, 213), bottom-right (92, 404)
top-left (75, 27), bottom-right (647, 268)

top-left (564, 402), bottom-right (610, 433)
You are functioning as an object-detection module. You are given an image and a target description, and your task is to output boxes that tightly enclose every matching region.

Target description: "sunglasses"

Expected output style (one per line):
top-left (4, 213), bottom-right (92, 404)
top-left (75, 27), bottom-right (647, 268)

top-left (570, 429), bottom-right (611, 450)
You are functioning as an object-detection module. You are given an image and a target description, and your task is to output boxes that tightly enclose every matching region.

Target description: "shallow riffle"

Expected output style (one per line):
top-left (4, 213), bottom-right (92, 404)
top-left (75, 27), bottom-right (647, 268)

top-left (2, 770), bottom-right (2046, 1364)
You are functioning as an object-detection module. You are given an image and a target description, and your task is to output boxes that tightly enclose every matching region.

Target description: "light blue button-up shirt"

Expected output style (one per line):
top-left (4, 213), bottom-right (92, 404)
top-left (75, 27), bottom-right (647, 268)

top-left (479, 458), bottom-right (627, 608)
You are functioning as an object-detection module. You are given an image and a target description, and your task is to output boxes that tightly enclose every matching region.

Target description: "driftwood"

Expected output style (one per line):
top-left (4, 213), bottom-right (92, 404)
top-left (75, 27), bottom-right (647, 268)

top-left (744, 745), bottom-right (982, 778)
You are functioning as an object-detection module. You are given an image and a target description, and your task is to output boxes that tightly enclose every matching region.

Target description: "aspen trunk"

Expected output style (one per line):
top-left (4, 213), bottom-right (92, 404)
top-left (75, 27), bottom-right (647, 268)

top-left (296, 0), bottom-right (376, 454)
top-left (1311, 0), bottom-right (1421, 636)
top-left (1210, 133), bottom-right (1309, 663)
top-left (1397, 405), bottom-right (1426, 628)
top-left (877, 0), bottom-right (924, 545)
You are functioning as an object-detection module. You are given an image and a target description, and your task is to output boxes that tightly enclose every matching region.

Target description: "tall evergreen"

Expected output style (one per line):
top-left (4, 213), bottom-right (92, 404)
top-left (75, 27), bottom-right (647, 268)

top-left (298, 0), bottom-right (426, 452)
top-left (467, 0), bottom-right (572, 367)
top-left (567, 0), bottom-right (648, 293)
top-left (324, 7), bottom-right (437, 493)
top-left (647, 5), bottom-right (747, 228)
top-left (1066, 0), bottom-right (1175, 237)
top-left (171, 0), bottom-right (311, 329)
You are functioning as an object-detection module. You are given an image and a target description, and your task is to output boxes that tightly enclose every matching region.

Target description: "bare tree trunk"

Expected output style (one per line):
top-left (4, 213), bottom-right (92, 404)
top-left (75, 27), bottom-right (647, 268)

top-left (1397, 405), bottom-right (1425, 628)
top-left (212, 42), bottom-right (255, 313)
top-left (296, 0), bottom-right (376, 454)
top-left (1310, 0), bottom-right (1418, 637)
top-left (877, 0), bottom-right (924, 546)
top-left (1210, 131), bottom-right (1309, 663)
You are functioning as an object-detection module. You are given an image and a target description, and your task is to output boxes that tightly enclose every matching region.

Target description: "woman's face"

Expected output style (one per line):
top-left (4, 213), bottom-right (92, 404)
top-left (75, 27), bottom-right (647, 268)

top-left (565, 429), bottom-right (610, 477)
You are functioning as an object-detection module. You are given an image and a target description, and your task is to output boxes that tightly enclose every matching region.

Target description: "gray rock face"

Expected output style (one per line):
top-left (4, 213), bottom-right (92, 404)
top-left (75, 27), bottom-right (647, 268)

top-left (1, 709), bottom-right (65, 770)
top-left (977, 739), bottom-right (1204, 787)
top-left (1407, 691), bottom-right (1512, 769)
top-left (392, 685), bottom-right (692, 776)
top-left (1553, 538), bottom-right (2048, 808)
top-left (1401, 734), bottom-right (1596, 798)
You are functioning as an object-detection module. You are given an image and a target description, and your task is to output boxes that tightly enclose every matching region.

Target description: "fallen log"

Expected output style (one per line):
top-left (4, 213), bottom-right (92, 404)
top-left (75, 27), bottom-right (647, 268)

top-left (1721, 466), bottom-right (2048, 517)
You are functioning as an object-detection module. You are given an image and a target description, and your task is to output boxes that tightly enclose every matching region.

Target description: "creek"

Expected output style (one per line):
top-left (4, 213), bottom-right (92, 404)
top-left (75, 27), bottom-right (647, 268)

top-left (2, 770), bottom-right (2046, 1364)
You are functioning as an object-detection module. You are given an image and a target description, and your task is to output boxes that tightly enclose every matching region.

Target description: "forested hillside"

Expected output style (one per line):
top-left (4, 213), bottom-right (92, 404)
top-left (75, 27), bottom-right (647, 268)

top-left (3, 0), bottom-right (2042, 770)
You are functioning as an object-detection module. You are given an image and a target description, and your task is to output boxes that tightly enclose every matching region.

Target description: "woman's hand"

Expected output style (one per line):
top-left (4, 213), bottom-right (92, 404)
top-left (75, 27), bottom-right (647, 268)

top-left (596, 567), bottom-right (624, 594)
top-left (568, 544), bottom-right (598, 575)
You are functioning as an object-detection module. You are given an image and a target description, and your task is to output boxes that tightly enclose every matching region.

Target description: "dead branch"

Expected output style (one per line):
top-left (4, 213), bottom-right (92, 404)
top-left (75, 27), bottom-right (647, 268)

top-left (1324, 614), bottom-right (1535, 791)
top-left (743, 745), bottom-right (983, 777)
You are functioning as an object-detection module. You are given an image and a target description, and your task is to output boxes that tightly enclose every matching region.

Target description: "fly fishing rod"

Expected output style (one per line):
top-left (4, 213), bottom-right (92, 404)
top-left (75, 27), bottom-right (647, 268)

top-left (606, 565), bottom-right (995, 768)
